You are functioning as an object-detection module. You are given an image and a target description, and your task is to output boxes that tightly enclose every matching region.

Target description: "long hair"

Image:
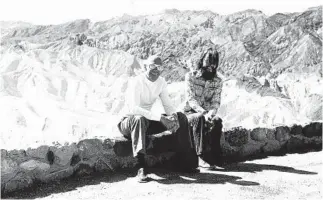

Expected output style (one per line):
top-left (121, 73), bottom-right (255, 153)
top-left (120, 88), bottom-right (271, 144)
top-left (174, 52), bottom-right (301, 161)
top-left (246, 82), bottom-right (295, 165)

top-left (197, 47), bottom-right (219, 72)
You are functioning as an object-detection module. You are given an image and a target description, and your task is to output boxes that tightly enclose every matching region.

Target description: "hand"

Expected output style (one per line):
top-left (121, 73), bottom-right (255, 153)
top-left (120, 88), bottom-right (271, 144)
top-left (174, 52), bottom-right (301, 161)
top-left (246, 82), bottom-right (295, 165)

top-left (204, 111), bottom-right (213, 122)
top-left (160, 115), bottom-right (179, 132)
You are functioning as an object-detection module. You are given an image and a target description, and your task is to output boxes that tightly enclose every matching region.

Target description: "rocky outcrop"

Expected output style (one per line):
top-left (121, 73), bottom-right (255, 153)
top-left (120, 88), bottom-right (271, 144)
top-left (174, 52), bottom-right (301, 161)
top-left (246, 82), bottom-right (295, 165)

top-left (221, 122), bottom-right (322, 162)
top-left (2, 122), bottom-right (321, 195)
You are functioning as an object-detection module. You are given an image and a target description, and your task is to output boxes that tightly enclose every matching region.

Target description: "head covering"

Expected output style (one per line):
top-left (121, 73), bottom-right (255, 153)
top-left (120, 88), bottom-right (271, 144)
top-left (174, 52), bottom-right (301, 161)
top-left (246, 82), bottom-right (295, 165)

top-left (145, 55), bottom-right (163, 66)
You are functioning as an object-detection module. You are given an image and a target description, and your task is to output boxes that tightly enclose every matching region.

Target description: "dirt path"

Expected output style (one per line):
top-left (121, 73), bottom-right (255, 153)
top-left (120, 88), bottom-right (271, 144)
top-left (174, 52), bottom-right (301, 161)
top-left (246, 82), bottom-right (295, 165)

top-left (3, 151), bottom-right (322, 200)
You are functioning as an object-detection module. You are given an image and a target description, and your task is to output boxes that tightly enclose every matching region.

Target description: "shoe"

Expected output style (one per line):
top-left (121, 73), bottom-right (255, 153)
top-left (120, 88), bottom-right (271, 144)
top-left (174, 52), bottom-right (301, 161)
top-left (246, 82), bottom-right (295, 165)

top-left (136, 168), bottom-right (149, 183)
top-left (198, 158), bottom-right (211, 168)
top-left (208, 165), bottom-right (225, 171)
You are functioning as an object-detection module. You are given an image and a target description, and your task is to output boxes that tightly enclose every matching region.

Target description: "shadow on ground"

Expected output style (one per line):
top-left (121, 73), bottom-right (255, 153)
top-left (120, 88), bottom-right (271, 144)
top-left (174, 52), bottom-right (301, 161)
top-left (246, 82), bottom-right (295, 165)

top-left (211, 162), bottom-right (318, 175)
top-left (2, 161), bottom-right (317, 199)
top-left (149, 168), bottom-right (260, 186)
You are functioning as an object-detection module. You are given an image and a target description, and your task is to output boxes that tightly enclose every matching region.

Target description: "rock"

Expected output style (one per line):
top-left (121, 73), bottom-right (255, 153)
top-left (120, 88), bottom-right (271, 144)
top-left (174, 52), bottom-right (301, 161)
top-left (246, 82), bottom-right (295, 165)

top-left (250, 128), bottom-right (269, 141)
top-left (290, 125), bottom-right (303, 135)
top-left (7, 149), bottom-right (28, 164)
top-left (70, 154), bottom-right (81, 166)
top-left (1, 149), bottom-right (8, 157)
top-left (50, 143), bottom-right (78, 166)
top-left (240, 140), bottom-right (264, 157)
top-left (303, 136), bottom-right (322, 150)
top-left (266, 129), bottom-right (276, 140)
top-left (94, 159), bottom-right (109, 172)
top-left (77, 139), bottom-right (104, 159)
top-left (302, 122), bottom-right (322, 138)
top-left (19, 159), bottom-right (50, 172)
top-left (73, 163), bottom-right (94, 176)
top-left (287, 135), bottom-right (306, 152)
top-left (106, 137), bottom-right (132, 157)
top-left (262, 140), bottom-right (281, 154)
top-left (4, 172), bottom-right (33, 193)
top-left (275, 126), bottom-right (291, 142)
top-left (26, 145), bottom-right (49, 160)
top-left (221, 141), bottom-right (240, 158)
top-left (1, 157), bottom-right (19, 184)
top-left (224, 127), bottom-right (250, 147)
top-left (40, 166), bottom-right (74, 183)
top-left (94, 157), bottom-right (117, 172)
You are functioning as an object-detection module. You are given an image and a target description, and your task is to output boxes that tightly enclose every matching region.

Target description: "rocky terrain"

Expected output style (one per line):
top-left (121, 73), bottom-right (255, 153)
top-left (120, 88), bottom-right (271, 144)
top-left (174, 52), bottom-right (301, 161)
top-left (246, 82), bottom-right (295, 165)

top-left (0, 6), bottom-right (322, 150)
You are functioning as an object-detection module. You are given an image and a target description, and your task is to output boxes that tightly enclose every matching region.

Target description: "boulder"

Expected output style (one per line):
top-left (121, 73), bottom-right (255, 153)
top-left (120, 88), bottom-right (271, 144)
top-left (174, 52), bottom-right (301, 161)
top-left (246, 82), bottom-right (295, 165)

top-left (224, 127), bottom-right (250, 147)
top-left (262, 140), bottom-right (282, 154)
top-left (73, 163), bottom-right (94, 176)
top-left (275, 126), bottom-right (291, 142)
top-left (290, 124), bottom-right (303, 135)
top-left (287, 135), bottom-right (305, 152)
top-left (7, 149), bottom-right (29, 164)
top-left (19, 160), bottom-right (50, 172)
top-left (104, 137), bottom-right (132, 157)
top-left (250, 128), bottom-right (269, 141)
top-left (94, 157), bottom-right (117, 172)
top-left (26, 145), bottom-right (49, 161)
top-left (303, 136), bottom-right (322, 150)
top-left (266, 128), bottom-right (276, 140)
top-left (240, 140), bottom-right (264, 157)
top-left (302, 122), bottom-right (322, 138)
top-left (4, 172), bottom-right (33, 193)
top-left (40, 166), bottom-right (74, 183)
top-left (221, 141), bottom-right (240, 158)
top-left (77, 139), bottom-right (104, 159)
top-left (1, 157), bottom-right (19, 185)
top-left (1, 149), bottom-right (7, 157)
top-left (50, 143), bottom-right (78, 166)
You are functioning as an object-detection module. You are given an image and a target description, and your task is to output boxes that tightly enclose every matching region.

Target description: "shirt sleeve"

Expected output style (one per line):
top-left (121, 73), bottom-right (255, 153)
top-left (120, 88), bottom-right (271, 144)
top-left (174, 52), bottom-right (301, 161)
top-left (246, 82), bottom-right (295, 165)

top-left (209, 77), bottom-right (223, 115)
top-left (185, 73), bottom-right (207, 114)
top-left (159, 80), bottom-right (177, 115)
top-left (128, 77), bottom-right (161, 121)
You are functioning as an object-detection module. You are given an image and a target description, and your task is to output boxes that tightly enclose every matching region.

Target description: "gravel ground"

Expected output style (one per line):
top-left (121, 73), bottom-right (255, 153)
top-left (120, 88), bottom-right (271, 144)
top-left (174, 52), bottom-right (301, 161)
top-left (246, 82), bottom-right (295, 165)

top-left (3, 151), bottom-right (322, 200)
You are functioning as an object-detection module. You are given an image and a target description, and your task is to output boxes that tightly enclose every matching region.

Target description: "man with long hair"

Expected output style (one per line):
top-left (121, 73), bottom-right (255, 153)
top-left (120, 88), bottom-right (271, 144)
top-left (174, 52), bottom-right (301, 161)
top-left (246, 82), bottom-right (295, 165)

top-left (183, 45), bottom-right (224, 169)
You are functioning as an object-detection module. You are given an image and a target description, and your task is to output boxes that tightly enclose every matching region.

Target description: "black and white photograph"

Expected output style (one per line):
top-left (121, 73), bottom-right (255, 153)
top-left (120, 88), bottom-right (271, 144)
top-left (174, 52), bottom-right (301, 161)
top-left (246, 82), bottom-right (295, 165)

top-left (0, 0), bottom-right (322, 199)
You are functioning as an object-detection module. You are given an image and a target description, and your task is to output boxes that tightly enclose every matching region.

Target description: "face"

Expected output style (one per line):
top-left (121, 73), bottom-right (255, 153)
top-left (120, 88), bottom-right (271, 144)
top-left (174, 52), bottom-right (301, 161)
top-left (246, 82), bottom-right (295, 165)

top-left (146, 64), bottom-right (163, 82)
top-left (201, 52), bottom-right (217, 80)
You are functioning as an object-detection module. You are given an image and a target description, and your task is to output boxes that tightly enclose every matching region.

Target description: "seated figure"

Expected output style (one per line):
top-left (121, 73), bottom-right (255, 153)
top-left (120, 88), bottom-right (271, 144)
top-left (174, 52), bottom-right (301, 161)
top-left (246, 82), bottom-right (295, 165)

top-left (117, 55), bottom-right (199, 182)
top-left (183, 45), bottom-right (224, 169)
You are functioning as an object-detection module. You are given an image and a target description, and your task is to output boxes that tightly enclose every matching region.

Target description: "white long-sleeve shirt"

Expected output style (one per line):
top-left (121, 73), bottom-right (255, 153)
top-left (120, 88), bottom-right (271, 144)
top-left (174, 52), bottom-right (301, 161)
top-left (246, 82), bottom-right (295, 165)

top-left (124, 73), bottom-right (176, 121)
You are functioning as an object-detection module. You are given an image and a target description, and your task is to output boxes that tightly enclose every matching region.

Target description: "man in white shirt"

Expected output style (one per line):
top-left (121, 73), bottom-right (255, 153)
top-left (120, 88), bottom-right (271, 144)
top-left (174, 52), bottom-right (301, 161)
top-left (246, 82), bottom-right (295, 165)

top-left (117, 55), bottom-right (198, 182)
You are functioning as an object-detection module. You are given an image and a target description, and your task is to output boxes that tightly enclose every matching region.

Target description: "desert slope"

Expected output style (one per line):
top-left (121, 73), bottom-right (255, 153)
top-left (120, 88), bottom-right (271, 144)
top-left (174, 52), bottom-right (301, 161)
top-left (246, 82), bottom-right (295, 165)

top-left (0, 6), bottom-right (322, 150)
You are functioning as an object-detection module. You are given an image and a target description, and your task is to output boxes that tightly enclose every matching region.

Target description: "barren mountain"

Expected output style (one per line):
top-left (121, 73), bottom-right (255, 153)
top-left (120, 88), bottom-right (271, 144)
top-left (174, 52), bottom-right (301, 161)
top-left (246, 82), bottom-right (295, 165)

top-left (0, 6), bottom-right (322, 149)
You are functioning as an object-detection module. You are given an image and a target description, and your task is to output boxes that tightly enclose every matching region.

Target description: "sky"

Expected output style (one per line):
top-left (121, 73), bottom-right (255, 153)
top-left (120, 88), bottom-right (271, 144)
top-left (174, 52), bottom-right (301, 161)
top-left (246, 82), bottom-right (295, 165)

top-left (0, 0), bottom-right (322, 25)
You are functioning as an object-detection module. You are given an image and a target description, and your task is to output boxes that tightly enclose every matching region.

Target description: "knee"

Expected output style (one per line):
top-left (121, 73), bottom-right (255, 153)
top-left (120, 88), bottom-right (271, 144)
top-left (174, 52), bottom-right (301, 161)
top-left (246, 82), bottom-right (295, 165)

top-left (175, 112), bottom-right (188, 125)
top-left (131, 115), bottom-right (149, 126)
top-left (211, 117), bottom-right (223, 130)
top-left (212, 116), bottom-right (222, 124)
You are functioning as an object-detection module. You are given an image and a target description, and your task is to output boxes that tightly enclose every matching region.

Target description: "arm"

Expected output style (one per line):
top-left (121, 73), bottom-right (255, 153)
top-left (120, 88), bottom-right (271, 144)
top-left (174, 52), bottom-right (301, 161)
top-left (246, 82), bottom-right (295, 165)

top-left (209, 77), bottom-right (223, 116)
top-left (128, 78), bottom-right (161, 121)
top-left (159, 80), bottom-right (176, 115)
top-left (185, 73), bottom-right (207, 114)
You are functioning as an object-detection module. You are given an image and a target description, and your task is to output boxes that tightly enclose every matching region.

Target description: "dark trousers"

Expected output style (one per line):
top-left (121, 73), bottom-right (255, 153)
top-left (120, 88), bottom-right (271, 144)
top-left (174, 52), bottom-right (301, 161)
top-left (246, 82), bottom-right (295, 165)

top-left (186, 112), bottom-right (223, 166)
top-left (117, 112), bottom-right (198, 169)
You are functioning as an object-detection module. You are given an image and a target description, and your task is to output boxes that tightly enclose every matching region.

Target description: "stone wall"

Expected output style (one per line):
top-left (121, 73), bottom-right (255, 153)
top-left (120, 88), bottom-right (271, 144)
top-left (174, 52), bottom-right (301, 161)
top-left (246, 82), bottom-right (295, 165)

top-left (1, 122), bottom-right (322, 195)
